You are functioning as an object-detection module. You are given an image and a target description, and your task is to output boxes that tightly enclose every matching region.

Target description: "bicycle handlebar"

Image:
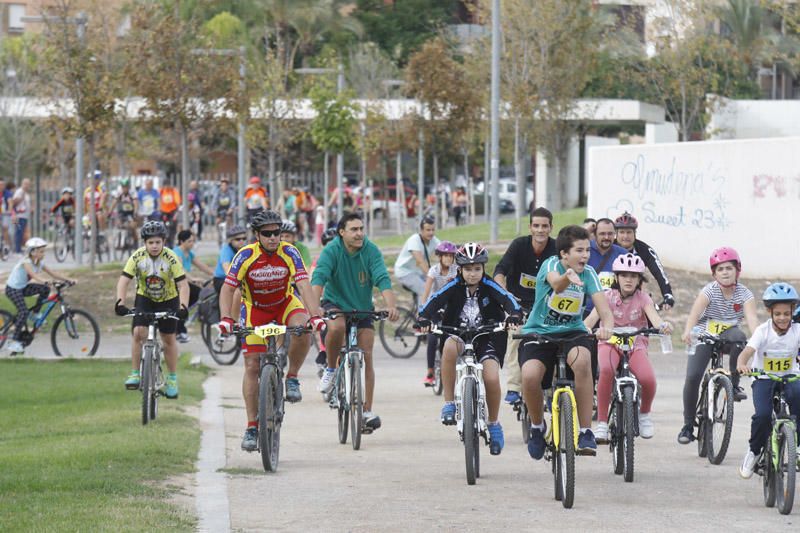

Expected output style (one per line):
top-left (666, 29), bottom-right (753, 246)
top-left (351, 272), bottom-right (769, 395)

top-left (429, 322), bottom-right (506, 341)
top-left (606, 326), bottom-right (663, 340)
top-left (51, 280), bottom-right (75, 290)
top-left (232, 323), bottom-right (311, 338)
top-left (512, 331), bottom-right (596, 342)
top-left (323, 309), bottom-right (389, 321)
top-left (696, 331), bottom-right (746, 347)
top-left (745, 370), bottom-right (800, 382)
top-left (123, 311), bottom-right (178, 321)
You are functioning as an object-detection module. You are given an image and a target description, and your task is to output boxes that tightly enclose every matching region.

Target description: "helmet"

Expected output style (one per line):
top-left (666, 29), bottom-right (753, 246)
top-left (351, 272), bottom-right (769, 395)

top-left (435, 241), bottom-right (457, 255)
top-left (612, 253), bottom-right (645, 274)
top-left (321, 227), bottom-right (338, 246)
top-left (614, 212), bottom-right (638, 230)
top-left (762, 282), bottom-right (799, 307)
top-left (25, 237), bottom-right (47, 254)
top-left (92, 170), bottom-right (102, 180)
top-left (140, 220), bottom-right (167, 240)
top-left (280, 219), bottom-right (297, 234)
top-left (709, 246), bottom-right (741, 272)
top-left (456, 242), bottom-right (489, 266)
top-left (120, 178), bottom-right (130, 187)
top-left (61, 187), bottom-right (73, 195)
top-left (250, 209), bottom-right (282, 229)
top-left (249, 176), bottom-right (261, 185)
top-left (226, 225), bottom-right (247, 239)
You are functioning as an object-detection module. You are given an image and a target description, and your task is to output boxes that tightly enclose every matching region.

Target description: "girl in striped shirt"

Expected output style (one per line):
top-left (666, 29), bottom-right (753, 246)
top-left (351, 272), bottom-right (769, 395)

top-left (420, 241), bottom-right (458, 386)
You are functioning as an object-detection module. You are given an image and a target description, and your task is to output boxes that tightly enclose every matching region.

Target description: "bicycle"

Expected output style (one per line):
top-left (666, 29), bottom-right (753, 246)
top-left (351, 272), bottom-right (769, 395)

top-left (378, 285), bottom-right (421, 358)
top-left (415, 328), bottom-right (443, 395)
top-left (124, 311), bottom-right (175, 425)
top-left (431, 322), bottom-right (505, 485)
top-left (195, 282), bottom-right (241, 366)
top-left (233, 322), bottom-right (310, 471)
top-left (513, 331), bottom-right (596, 509)
top-left (745, 370), bottom-right (798, 515)
top-left (54, 221), bottom-right (75, 263)
top-left (0, 281), bottom-right (100, 356)
top-left (324, 310), bottom-right (388, 451)
top-left (693, 331), bottom-right (743, 465)
top-left (111, 213), bottom-right (137, 262)
top-left (601, 326), bottom-right (661, 483)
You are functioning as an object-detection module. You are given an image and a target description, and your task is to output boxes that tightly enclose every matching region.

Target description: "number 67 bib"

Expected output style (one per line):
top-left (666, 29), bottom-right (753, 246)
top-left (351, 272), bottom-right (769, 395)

top-left (547, 288), bottom-right (584, 317)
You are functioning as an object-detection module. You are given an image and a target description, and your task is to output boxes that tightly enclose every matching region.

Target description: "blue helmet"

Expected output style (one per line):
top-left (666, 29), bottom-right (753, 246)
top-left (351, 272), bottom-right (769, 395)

top-left (762, 282), bottom-right (799, 307)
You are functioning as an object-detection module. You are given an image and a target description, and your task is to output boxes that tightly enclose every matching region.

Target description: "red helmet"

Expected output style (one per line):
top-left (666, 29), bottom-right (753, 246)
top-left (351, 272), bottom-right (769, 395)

top-left (709, 247), bottom-right (741, 272)
top-left (614, 212), bottom-right (638, 230)
top-left (249, 176), bottom-right (261, 185)
top-left (612, 253), bottom-right (645, 274)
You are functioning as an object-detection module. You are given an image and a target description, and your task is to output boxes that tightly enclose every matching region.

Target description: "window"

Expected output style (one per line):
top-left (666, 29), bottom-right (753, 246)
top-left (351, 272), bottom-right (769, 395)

top-left (8, 4), bottom-right (25, 32)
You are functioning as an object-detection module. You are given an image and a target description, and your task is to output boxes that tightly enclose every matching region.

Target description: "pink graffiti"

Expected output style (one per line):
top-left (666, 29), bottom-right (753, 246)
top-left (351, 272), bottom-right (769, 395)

top-left (752, 174), bottom-right (799, 199)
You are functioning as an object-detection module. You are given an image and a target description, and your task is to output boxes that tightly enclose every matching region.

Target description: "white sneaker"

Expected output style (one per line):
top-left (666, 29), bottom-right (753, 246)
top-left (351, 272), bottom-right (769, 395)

top-left (639, 413), bottom-right (655, 439)
top-left (740, 450), bottom-right (756, 479)
top-left (176, 332), bottom-right (190, 344)
top-left (318, 369), bottom-right (335, 394)
top-left (595, 422), bottom-right (609, 443)
top-left (6, 340), bottom-right (24, 354)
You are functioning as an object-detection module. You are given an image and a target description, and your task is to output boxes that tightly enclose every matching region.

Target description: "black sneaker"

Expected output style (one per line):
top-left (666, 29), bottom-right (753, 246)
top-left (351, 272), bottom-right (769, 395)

top-left (363, 411), bottom-right (381, 433)
top-left (677, 424), bottom-right (695, 444)
top-left (733, 386), bottom-right (747, 402)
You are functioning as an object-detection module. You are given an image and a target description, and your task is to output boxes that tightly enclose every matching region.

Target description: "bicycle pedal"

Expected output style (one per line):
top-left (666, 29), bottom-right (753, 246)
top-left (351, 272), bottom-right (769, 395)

top-left (361, 427), bottom-right (374, 435)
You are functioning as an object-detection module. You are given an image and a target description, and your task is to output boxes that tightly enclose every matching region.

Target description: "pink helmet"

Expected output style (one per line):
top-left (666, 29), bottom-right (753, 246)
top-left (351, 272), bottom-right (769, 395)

top-left (435, 241), bottom-right (457, 255)
top-left (709, 247), bottom-right (741, 272)
top-left (612, 253), bottom-right (645, 274)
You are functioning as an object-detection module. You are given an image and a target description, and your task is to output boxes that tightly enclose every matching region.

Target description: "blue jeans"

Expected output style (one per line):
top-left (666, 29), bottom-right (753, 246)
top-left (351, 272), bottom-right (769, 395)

top-left (749, 378), bottom-right (800, 455)
top-left (14, 217), bottom-right (27, 253)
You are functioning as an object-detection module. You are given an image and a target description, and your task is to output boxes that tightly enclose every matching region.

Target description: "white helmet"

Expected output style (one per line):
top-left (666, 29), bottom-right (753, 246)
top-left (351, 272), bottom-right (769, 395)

top-left (25, 237), bottom-right (48, 254)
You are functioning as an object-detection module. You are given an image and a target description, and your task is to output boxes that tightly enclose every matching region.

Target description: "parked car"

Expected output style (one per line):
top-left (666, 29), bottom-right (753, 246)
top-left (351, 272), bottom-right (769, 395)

top-left (475, 178), bottom-right (533, 209)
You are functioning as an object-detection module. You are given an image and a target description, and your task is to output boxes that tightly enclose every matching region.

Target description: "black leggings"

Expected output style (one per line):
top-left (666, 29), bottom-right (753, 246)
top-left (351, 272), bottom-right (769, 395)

top-left (5, 283), bottom-right (49, 340)
top-left (426, 334), bottom-right (439, 371)
top-left (682, 326), bottom-right (746, 426)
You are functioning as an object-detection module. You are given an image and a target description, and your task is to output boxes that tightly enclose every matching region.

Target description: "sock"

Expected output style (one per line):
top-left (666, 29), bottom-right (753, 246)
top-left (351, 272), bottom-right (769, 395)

top-left (247, 420), bottom-right (257, 429)
top-left (130, 369), bottom-right (140, 376)
top-left (326, 367), bottom-right (335, 373)
top-left (488, 420), bottom-right (499, 426)
top-left (168, 372), bottom-right (177, 380)
top-left (530, 422), bottom-right (544, 430)
top-left (444, 401), bottom-right (455, 406)
top-left (580, 427), bottom-right (590, 434)
top-left (287, 373), bottom-right (297, 379)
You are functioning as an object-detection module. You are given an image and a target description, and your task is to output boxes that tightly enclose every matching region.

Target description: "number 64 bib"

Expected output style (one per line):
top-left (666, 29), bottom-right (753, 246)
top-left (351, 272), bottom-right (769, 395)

top-left (547, 288), bottom-right (584, 317)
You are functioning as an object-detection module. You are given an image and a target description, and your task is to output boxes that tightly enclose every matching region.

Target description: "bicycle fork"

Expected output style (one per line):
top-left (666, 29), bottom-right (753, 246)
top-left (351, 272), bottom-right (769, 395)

top-left (455, 356), bottom-right (489, 444)
top-left (550, 387), bottom-right (579, 449)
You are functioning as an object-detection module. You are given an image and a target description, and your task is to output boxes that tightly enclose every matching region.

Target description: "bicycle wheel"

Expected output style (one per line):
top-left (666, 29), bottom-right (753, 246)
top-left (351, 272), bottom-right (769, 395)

top-left (0, 310), bottom-right (13, 350)
top-left (611, 401), bottom-right (624, 476)
top-left (51, 309), bottom-right (100, 357)
top-left (707, 376), bottom-right (734, 465)
top-left (203, 322), bottom-right (241, 365)
top-left (764, 446), bottom-right (777, 508)
top-left (258, 364), bottom-right (282, 472)
top-left (378, 306), bottom-right (421, 358)
top-left (463, 378), bottom-right (478, 485)
top-left (776, 423), bottom-right (796, 515)
top-left (432, 350), bottom-right (443, 396)
top-left (55, 231), bottom-right (68, 262)
top-left (558, 392), bottom-right (576, 509)
top-left (622, 387), bottom-right (636, 483)
top-left (150, 354), bottom-right (162, 421)
top-left (553, 442), bottom-right (562, 501)
top-left (520, 401), bottom-right (530, 444)
top-left (141, 344), bottom-right (154, 426)
top-left (336, 367), bottom-right (349, 444)
top-left (350, 354), bottom-right (363, 451)
top-left (697, 385), bottom-right (708, 458)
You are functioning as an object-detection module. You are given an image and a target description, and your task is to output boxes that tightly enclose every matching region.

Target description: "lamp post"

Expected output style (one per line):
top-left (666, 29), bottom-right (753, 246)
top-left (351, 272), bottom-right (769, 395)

top-left (381, 79), bottom-right (406, 235)
top-left (489, 0), bottom-right (501, 244)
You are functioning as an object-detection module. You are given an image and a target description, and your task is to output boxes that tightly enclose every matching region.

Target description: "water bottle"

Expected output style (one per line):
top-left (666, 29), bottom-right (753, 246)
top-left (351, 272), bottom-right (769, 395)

top-left (659, 333), bottom-right (673, 355)
top-left (687, 326), bottom-right (703, 356)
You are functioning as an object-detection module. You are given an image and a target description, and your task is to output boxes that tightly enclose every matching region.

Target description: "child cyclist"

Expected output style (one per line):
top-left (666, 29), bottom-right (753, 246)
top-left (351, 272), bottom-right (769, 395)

top-left (5, 237), bottom-right (75, 354)
top-left (420, 240), bottom-right (458, 387)
top-left (736, 283), bottom-right (800, 479)
top-left (519, 225), bottom-right (614, 459)
top-left (417, 242), bottom-right (522, 456)
top-left (584, 253), bottom-right (672, 441)
top-left (678, 247), bottom-right (759, 444)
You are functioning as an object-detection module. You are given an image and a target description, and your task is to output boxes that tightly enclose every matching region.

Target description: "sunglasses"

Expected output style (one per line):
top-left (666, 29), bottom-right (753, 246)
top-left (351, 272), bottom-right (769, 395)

top-left (259, 228), bottom-right (281, 238)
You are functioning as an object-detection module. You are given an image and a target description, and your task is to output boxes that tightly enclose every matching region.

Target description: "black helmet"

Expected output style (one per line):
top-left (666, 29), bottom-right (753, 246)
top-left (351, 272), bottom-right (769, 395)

top-left (226, 224), bottom-right (247, 239)
top-left (250, 209), bottom-right (282, 230)
top-left (140, 220), bottom-right (167, 240)
top-left (321, 227), bottom-right (338, 246)
top-left (456, 242), bottom-right (489, 266)
top-left (280, 219), bottom-right (297, 234)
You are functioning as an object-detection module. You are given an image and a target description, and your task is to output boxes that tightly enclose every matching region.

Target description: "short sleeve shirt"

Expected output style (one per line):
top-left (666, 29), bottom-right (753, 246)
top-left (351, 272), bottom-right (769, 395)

top-left (214, 244), bottom-right (237, 278)
top-left (6, 258), bottom-right (43, 290)
top-left (602, 288), bottom-right (653, 350)
top-left (137, 189), bottom-right (159, 216)
top-left (697, 282), bottom-right (754, 332)
top-left (394, 234), bottom-right (441, 279)
top-left (427, 263), bottom-right (459, 295)
top-left (224, 242), bottom-right (308, 310)
top-left (122, 247), bottom-right (186, 302)
top-left (172, 246), bottom-right (195, 274)
top-left (522, 256), bottom-right (602, 335)
top-left (746, 321), bottom-right (800, 376)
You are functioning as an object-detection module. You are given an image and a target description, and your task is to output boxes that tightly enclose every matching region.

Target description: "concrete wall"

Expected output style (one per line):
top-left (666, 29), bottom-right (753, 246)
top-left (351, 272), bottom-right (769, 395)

top-left (587, 137), bottom-right (800, 277)
top-left (707, 98), bottom-right (800, 140)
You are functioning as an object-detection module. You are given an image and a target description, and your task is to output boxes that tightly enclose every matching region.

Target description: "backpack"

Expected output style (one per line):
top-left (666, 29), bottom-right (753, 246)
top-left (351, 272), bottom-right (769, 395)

top-left (198, 284), bottom-right (220, 324)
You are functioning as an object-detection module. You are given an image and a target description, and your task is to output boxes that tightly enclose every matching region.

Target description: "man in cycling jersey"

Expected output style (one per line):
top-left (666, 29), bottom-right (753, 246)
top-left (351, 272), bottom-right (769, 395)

top-left (109, 179), bottom-right (138, 246)
top-left (83, 170), bottom-right (108, 229)
top-left (614, 212), bottom-right (675, 310)
top-left (114, 220), bottom-right (189, 399)
top-left (212, 178), bottom-right (236, 226)
top-left (217, 209), bottom-right (325, 452)
top-left (159, 178), bottom-right (181, 246)
top-left (187, 181), bottom-right (205, 239)
top-left (313, 213), bottom-right (400, 432)
top-left (51, 187), bottom-right (76, 228)
top-left (244, 176), bottom-right (268, 223)
top-left (393, 216), bottom-right (440, 300)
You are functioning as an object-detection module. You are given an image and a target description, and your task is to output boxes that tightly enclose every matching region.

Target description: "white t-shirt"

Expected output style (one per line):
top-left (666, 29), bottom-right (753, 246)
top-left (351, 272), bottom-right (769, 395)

top-left (394, 234), bottom-right (440, 279)
top-left (13, 188), bottom-right (30, 218)
top-left (745, 321), bottom-right (800, 376)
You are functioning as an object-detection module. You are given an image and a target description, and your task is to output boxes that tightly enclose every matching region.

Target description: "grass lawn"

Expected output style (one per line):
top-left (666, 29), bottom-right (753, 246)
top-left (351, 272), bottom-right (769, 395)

top-left (0, 355), bottom-right (209, 532)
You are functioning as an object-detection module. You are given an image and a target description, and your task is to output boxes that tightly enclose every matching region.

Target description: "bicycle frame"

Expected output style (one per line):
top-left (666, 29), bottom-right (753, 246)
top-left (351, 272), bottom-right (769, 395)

top-left (338, 320), bottom-right (364, 412)
top-left (454, 350), bottom-right (488, 443)
top-left (550, 358), bottom-right (579, 450)
top-left (697, 334), bottom-right (740, 423)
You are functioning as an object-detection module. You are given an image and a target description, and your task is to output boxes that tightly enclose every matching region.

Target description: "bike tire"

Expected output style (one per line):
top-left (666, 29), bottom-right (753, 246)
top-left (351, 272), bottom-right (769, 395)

top-left (203, 322), bottom-right (241, 365)
top-left (0, 310), bottom-right (13, 350)
top-left (378, 306), bottom-right (421, 359)
top-left (623, 387), bottom-right (636, 483)
top-left (433, 351), bottom-right (443, 396)
top-left (558, 392), bottom-right (576, 509)
top-left (141, 344), bottom-right (154, 426)
top-left (51, 309), bottom-right (101, 357)
top-left (611, 401), bottom-right (624, 476)
top-left (258, 364), bottom-right (281, 472)
top-left (150, 353), bottom-right (161, 421)
top-left (337, 367), bottom-right (349, 444)
top-left (350, 354), bottom-right (363, 451)
top-left (463, 378), bottom-right (478, 485)
top-left (54, 231), bottom-right (68, 263)
top-left (520, 401), bottom-right (530, 444)
top-left (764, 443), bottom-right (777, 507)
top-left (776, 423), bottom-right (796, 515)
top-left (707, 376), bottom-right (734, 465)
top-left (697, 384), bottom-right (708, 458)
top-left (553, 444), bottom-right (562, 501)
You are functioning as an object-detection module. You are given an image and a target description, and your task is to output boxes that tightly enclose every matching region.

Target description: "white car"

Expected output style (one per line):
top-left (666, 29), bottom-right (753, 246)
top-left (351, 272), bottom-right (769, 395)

top-left (475, 178), bottom-right (533, 210)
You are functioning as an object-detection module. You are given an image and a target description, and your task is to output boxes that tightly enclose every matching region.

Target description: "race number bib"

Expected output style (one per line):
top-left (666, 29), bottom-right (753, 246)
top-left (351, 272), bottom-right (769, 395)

top-left (608, 335), bottom-right (634, 348)
top-left (162, 193), bottom-right (174, 204)
top-left (706, 320), bottom-right (735, 336)
top-left (519, 273), bottom-right (537, 290)
top-left (598, 272), bottom-right (615, 290)
top-left (547, 288), bottom-right (583, 317)
top-left (219, 196), bottom-right (230, 207)
top-left (253, 324), bottom-right (286, 338)
top-left (763, 351), bottom-right (793, 374)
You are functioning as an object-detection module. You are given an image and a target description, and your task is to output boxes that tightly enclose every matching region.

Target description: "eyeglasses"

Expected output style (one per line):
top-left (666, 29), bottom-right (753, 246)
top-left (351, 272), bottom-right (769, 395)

top-left (259, 228), bottom-right (281, 238)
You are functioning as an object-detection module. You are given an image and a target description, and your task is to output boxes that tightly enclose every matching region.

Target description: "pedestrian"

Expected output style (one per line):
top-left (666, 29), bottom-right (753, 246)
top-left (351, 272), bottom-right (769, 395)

top-left (11, 178), bottom-right (31, 254)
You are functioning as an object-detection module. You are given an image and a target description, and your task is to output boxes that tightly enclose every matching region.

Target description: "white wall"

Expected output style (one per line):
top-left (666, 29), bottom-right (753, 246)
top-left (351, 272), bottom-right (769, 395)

top-left (646, 122), bottom-right (678, 144)
top-left (587, 137), bottom-right (800, 277)
top-left (708, 98), bottom-right (800, 140)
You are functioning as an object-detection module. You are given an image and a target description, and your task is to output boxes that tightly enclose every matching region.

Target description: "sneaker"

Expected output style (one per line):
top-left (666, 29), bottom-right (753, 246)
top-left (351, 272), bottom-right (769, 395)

top-left (423, 374), bottom-right (435, 387)
top-left (440, 402), bottom-right (456, 425)
top-left (124, 371), bottom-right (140, 390)
top-left (733, 386), bottom-right (748, 402)
top-left (315, 350), bottom-right (327, 366)
top-left (363, 411), bottom-right (381, 432)
top-left (594, 421), bottom-right (609, 444)
top-left (165, 375), bottom-right (179, 399)
top-left (241, 427), bottom-right (258, 452)
top-left (318, 368), bottom-right (335, 394)
top-left (677, 424), bottom-right (695, 444)
top-left (639, 413), bottom-right (655, 439)
top-left (285, 377), bottom-right (302, 403)
top-left (504, 390), bottom-right (521, 404)
top-left (176, 332), bottom-right (190, 344)
top-left (528, 424), bottom-right (546, 460)
top-left (6, 340), bottom-right (24, 354)
top-left (316, 363), bottom-right (326, 379)
top-left (739, 450), bottom-right (756, 479)
top-left (577, 429), bottom-right (598, 455)
top-left (488, 422), bottom-right (504, 455)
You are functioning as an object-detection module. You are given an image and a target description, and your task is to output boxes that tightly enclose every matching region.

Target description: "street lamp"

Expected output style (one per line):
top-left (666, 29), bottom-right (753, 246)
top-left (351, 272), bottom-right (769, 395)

top-left (381, 79), bottom-right (406, 235)
top-left (489, 0), bottom-right (501, 244)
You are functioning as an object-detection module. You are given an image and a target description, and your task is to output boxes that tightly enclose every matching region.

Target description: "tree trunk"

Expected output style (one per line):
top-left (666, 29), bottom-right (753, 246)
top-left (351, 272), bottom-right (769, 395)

top-left (180, 124), bottom-right (189, 228)
top-left (323, 151), bottom-right (329, 229)
top-left (433, 149), bottom-right (439, 224)
top-left (88, 134), bottom-right (97, 270)
top-left (396, 150), bottom-right (404, 235)
top-left (269, 148), bottom-right (277, 213)
top-left (514, 117), bottom-right (523, 235)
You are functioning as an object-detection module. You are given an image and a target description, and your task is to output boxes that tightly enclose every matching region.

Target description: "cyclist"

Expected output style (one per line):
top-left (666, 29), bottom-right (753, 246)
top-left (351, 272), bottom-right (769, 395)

top-left (50, 187), bottom-right (76, 229)
top-left (393, 216), bottom-right (440, 301)
top-left (173, 229), bottom-right (215, 343)
top-left (5, 238), bottom-right (75, 354)
top-left (518, 225), bottom-right (614, 459)
top-left (187, 181), bottom-right (205, 239)
top-left (614, 212), bottom-right (675, 310)
top-left (137, 178), bottom-right (160, 222)
top-left (584, 253), bottom-right (672, 441)
top-left (109, 179), bottom-right (138, 247)
top-left (493, 207), bottom-right (557, 404)
top-left (244, 176), bottom-right (268, 224)
top-left (678, 247), bottom-right (759, 444)
top-left (211, 178), bottom-right (236, 227)
top-left (420, 241), bottom-right (459, 386)
top-left (736, 283), bottom-right (800, 478)
top-left (417, 242), bottom-right (522, 456)
top-left (216, 209), bottom-right (325, 452)
top-left (83, 170), bottom-right (107, 229)
top-left (279, 219), bottom-right (311, 268)
top-left (159, 178), bottom-right (181, 247)
top-left (313, 213), bottom-right (400, 432)
top-left (114, 220), bottom-right (189, 399)
top-left (310, 226), bottom-right (340, 375)
top-left (212, 225), bottom-right (248, 294)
